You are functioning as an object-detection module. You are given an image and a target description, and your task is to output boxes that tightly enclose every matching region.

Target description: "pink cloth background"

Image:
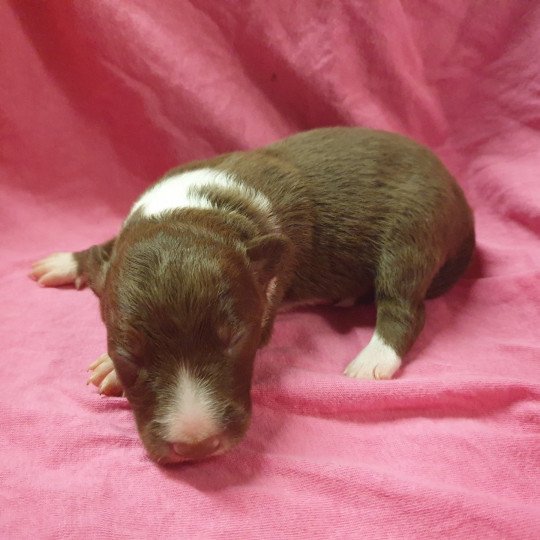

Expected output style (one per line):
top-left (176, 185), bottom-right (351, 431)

top-left (1, 1), bottom-right (539, 538)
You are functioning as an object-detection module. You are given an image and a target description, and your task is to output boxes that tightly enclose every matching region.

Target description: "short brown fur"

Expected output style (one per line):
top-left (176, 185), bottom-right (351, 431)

top-left (40, 127), bottom-right (474, 463)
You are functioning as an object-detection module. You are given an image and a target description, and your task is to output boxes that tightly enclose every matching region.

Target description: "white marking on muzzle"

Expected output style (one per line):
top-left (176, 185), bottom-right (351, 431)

top-left (158, 366), bottom-right (221, 444)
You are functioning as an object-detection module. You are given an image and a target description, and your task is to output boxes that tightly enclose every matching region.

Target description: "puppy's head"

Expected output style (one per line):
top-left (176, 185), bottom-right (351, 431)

top-left (101, 224), bottom-right (289, 464)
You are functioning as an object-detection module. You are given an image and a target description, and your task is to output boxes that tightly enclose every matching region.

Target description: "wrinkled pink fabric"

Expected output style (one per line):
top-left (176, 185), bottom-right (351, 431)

top-left (1, 1), bottom-right (539, 538)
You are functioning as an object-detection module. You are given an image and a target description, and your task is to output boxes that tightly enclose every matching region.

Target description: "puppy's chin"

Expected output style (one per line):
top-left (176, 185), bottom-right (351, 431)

top-left (137, 412), bottom-right (251, 466)
top-left (155, 441), bottom-right (242, 466)
top-left (142, 433), bottom-right (245, 466)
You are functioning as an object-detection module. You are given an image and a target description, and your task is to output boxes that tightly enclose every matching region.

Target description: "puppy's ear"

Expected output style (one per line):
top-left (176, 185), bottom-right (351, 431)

top-left (74, 238), bottom-right (115, 296)
top-left (246, 234), bottom-right (292, 293)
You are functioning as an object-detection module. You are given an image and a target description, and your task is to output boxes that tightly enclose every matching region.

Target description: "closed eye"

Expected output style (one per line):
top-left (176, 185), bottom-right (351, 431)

top-left (217, 323), bottom-right (245, 355)
top-left (228, 329), bottom-right (244, 350)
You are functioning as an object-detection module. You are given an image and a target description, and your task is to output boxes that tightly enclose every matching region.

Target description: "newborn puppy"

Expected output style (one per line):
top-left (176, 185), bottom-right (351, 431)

top-left (31, 128), bottom-right (474, 464)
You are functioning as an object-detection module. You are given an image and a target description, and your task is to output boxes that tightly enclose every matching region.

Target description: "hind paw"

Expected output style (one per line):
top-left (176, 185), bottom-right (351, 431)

top-left (344, 333), bottom-right (401, 380)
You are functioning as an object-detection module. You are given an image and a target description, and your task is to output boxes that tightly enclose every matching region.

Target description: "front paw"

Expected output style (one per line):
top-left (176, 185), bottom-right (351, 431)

top-left (30, 252), bottom-right (86, 288)
top-left (87, 353), bottom-right (124, 396)
top-left (344, 333), bottom-right (401, 380)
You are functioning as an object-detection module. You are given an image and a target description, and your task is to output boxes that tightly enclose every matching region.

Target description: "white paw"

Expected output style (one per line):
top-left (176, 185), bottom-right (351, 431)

top-left (344, 332), bottom-right (401, 380)
top-left (87, 353), bottom-right (124, 396)
top-left (29, 252), bottom-right (85, 288)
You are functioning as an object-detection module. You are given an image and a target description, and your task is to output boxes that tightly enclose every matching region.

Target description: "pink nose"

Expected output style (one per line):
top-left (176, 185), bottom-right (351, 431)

top-left (171, 436), bottom-right (222, 460)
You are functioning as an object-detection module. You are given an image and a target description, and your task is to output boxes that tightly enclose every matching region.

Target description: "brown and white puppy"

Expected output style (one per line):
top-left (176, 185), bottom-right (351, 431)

top-left (30, 128), bottom-right (474, 464)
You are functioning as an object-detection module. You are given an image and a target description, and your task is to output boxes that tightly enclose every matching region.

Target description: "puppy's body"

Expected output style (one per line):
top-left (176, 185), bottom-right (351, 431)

top-left (31, 127), bottom-right (474, 464)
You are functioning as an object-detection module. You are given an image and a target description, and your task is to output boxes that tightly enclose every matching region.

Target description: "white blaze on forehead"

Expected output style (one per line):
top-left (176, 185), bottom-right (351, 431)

top-left (159, 366), bottom-right (221, 444)
top-left (129, 167), bottom-right (273, 219)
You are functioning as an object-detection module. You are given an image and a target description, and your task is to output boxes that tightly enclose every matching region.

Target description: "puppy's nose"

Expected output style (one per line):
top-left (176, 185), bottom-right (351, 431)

top-left (171, 436), bottom-right (222, 460)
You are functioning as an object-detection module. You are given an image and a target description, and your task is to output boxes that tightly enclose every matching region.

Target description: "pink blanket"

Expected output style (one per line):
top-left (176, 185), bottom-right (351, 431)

top-left (1, 1), bottom-right (539, 538)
